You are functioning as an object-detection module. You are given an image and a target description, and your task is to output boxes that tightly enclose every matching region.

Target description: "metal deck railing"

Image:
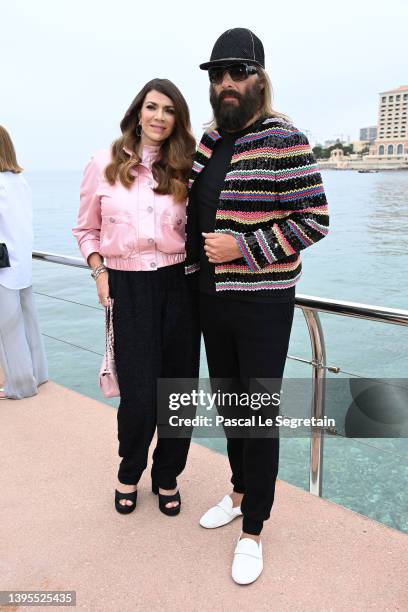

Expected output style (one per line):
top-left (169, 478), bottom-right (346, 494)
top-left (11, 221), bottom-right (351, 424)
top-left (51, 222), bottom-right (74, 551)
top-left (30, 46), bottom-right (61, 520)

top-left (32, 250), bottom-right (408, 498)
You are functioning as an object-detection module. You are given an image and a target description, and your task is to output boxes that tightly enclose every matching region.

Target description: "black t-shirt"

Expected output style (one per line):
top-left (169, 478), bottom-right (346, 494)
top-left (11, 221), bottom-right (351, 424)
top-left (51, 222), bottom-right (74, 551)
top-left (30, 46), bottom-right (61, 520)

top-left (190, 123), bottom-right (295, 302)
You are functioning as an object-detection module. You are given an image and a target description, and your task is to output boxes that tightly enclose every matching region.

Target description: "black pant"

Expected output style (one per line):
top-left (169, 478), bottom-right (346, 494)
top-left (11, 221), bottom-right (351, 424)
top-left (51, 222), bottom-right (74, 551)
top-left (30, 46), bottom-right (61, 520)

top-left (199, 293), bottom-right (295, 535)
top-left (108, 264), bottom-right (200, 488)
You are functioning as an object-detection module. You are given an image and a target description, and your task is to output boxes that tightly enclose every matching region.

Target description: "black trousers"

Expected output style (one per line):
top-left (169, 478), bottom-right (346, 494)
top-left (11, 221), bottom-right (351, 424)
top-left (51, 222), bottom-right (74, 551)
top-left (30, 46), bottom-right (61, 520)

top-left (199, 293), bottom-right (295, 535)
top-left (108, 264), bottom-right (200, 489)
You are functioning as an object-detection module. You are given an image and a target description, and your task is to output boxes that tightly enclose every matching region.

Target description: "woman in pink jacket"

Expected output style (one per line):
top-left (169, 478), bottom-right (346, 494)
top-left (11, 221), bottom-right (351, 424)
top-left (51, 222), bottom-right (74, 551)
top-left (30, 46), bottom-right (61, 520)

top-left (73, 79), bottom-right (200, 516)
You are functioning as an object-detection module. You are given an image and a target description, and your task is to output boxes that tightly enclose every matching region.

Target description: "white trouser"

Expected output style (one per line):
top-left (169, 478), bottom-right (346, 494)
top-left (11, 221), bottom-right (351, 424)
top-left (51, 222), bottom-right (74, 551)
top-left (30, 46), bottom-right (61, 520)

top-left (0, 284), bottom-right (48, 399)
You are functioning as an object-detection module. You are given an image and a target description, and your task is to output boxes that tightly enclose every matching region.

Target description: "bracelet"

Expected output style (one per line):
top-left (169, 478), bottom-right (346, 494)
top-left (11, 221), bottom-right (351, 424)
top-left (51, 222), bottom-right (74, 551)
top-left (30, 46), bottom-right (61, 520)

top-left (90, 264), bottom-right (105, 276)
top-left (91, 265), bottom-right (107, 280)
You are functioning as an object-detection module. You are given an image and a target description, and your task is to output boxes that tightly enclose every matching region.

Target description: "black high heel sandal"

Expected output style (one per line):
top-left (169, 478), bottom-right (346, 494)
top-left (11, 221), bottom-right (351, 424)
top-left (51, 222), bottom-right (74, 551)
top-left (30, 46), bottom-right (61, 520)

top-left (152, 482), bottom-right (181, 516)
top-left (115, 488), bottom-right (138, 514)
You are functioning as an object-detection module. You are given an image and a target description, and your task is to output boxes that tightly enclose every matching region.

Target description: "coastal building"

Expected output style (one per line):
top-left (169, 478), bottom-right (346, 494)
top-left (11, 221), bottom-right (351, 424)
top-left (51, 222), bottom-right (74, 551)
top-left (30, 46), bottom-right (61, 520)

top-left (318, 85), bottom-right (408, 169)
top-left (359, 126), bottom-right (377, 142)
top-left (351, 140), bottom-right (370, 153)
top-left (371, 85), bottom-right (408, 157)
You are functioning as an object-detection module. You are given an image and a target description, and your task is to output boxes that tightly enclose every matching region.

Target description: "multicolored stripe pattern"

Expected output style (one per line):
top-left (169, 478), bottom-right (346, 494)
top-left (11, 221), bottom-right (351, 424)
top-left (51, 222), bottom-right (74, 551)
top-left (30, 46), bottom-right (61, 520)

top-left (184, 117), bottom-right (329, 292)
top-left (185, 262), bottom-right (200, 275)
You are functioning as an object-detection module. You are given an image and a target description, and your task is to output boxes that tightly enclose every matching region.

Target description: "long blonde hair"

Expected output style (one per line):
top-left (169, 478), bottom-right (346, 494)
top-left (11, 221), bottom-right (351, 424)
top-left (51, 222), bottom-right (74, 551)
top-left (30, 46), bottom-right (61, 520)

top-left (0, 125), bottom-right (23, 173)
top-left (205, 68), bottom-right (291, 131)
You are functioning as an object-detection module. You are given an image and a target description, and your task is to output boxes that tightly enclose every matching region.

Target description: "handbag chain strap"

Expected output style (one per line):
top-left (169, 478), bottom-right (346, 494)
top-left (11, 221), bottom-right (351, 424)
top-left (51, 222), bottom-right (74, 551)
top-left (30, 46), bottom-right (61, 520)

top-left (104, 300), bottom-right (115, 367)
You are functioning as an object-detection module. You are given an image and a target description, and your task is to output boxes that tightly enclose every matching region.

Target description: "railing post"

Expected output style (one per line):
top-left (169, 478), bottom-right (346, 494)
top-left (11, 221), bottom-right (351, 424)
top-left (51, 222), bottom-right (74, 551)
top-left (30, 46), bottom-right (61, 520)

top-left (302, 308), bottom-right (327, 497)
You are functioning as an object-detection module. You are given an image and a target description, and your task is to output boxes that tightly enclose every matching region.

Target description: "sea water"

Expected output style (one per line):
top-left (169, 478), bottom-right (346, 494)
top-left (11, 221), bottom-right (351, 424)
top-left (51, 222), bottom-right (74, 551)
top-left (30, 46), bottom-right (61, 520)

top-left (26, 169), bottom-right (408, 533)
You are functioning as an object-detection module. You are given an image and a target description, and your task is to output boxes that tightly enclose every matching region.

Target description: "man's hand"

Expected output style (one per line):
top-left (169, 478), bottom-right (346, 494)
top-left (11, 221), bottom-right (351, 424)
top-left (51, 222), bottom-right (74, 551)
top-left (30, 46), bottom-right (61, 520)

top-left (202, 232), bottom-right (242, 263)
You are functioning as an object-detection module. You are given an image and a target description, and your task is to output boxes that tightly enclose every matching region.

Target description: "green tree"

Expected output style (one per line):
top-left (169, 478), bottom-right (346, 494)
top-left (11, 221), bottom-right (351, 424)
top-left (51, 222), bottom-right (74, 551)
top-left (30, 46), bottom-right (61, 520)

top-left (313, 145), bottom-right (324, 158)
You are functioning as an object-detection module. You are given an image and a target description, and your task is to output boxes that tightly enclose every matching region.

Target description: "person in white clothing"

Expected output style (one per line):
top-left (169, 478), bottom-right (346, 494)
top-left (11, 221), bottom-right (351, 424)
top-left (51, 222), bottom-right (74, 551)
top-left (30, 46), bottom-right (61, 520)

top-left (0, 125), bottom-right (48, 399)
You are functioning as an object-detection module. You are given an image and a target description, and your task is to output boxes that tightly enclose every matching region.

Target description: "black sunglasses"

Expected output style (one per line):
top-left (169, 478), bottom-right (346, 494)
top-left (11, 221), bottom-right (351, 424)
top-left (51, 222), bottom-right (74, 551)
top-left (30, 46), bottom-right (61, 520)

top-left (208, 63), bottom-right (259, 84)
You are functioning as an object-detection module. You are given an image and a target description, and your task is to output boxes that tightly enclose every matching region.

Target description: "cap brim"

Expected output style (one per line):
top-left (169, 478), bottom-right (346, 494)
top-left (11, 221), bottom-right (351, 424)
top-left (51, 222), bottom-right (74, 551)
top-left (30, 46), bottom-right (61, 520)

top-left (199, 58), bottom-right (264, 70)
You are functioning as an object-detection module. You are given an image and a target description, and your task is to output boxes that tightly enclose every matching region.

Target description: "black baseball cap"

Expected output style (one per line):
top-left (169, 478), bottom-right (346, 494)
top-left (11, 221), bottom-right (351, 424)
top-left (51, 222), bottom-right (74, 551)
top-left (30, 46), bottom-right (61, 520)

top-left (200, 28), bottom-right (265, 70)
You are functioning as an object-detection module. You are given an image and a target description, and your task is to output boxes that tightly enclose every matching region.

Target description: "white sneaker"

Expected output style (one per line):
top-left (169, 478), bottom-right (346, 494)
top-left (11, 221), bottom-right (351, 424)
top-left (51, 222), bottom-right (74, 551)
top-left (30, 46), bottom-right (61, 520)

top-left (199, 495), bottom-right (243, 529)
top-left (231, 535), bottom-right (263, 585)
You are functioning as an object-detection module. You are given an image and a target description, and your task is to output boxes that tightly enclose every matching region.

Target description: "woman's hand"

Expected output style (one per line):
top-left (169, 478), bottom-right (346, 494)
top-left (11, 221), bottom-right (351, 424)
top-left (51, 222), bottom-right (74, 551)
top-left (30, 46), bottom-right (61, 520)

top-left (96, 271), bottom-right (111, 307)
top-left (202, 232), bottom-right (242, 263)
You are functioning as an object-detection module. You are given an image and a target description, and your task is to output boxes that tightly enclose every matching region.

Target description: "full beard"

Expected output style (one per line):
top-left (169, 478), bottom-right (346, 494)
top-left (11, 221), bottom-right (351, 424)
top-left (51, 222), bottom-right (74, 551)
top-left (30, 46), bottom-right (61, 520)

top-left (210, 80), bottom-right (262, 131)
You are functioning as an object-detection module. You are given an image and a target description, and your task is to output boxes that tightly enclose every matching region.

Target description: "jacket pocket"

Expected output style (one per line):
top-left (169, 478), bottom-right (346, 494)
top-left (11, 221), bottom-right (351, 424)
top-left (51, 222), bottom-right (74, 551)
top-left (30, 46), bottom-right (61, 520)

top-left (99, 213), bottom-right (138, 258)
top-left (155, 208), bottom-right (186, 254)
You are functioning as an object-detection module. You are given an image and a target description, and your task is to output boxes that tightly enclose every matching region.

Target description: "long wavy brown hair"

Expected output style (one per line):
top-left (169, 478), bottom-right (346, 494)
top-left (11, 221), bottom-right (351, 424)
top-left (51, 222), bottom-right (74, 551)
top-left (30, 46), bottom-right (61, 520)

top-left (105, 79), bottom-right (195, 202)
top-left (0, 125), bottom-right (23, 173)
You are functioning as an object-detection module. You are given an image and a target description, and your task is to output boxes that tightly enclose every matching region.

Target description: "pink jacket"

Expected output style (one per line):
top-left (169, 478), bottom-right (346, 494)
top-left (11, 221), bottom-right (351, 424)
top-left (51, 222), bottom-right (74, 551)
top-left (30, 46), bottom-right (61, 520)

top-left (72, 145), bottom-right (186, 271)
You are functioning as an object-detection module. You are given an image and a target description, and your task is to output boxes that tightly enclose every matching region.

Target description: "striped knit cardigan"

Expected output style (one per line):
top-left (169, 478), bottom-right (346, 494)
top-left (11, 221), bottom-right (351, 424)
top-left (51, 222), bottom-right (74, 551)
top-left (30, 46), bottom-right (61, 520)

top-left (184, 116), bottom-right (329, 291)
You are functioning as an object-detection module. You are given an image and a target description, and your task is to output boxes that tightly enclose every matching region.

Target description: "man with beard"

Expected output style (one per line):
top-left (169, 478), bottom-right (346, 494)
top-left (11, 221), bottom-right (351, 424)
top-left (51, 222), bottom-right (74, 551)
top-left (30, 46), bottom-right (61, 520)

top-left (185, 28), bottom-right (329, 584)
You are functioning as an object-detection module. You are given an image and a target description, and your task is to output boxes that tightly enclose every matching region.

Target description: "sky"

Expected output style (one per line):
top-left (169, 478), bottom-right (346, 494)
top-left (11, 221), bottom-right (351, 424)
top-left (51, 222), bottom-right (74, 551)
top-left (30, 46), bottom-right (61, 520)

top-left (2, 0), bottom-right (408, 170)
